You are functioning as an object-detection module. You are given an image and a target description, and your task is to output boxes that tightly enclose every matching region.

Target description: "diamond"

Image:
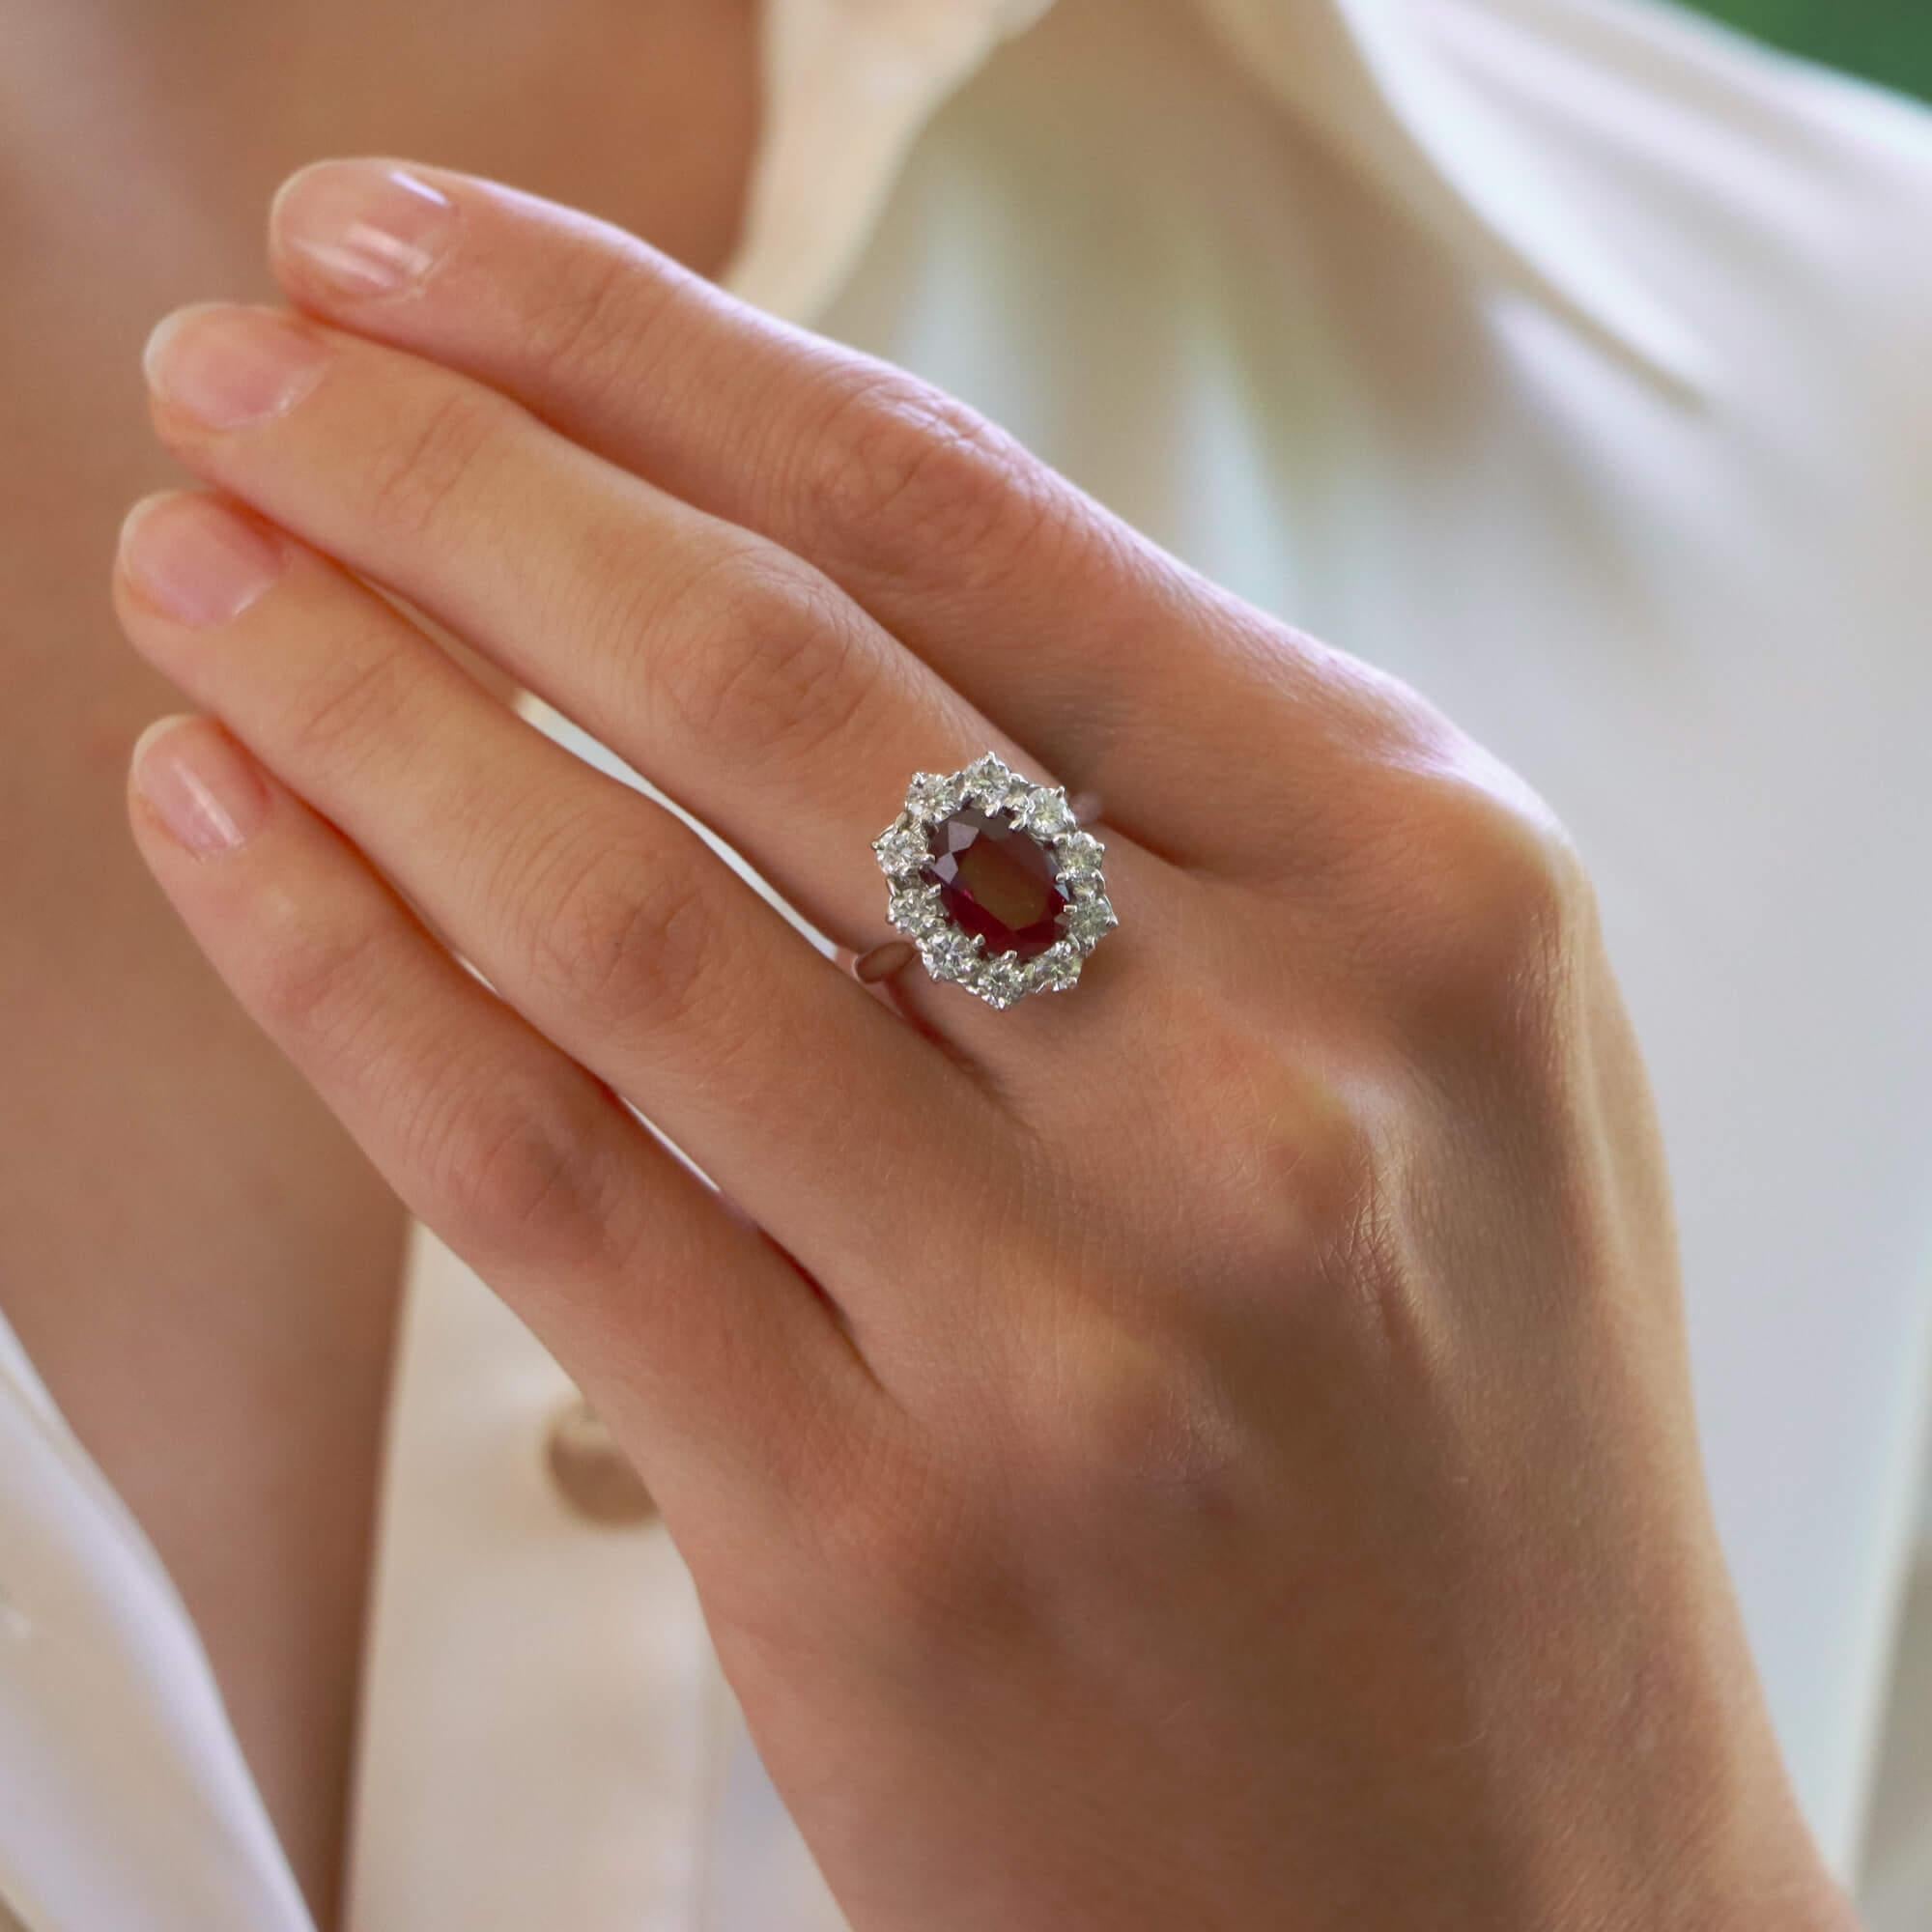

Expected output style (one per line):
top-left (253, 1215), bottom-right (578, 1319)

top-left (978, 953), bottom-right (1028, 1009)
top-left (887, 884), bottom-right (947, 938)
top-left (1062, 894), bottom-right (1117, 950)
top-left (921, 926), bottom-right (983, 981)
top-left (872, 813), bottom-right (928, 878)
top-left (1028, 943), bottom-right (1083, 993)
top-left (1053, 830), bottom-right (1105, 887)
top-left (961, 752), bottom-right (1010, 788)
top-left (962, 754), bottom-right (1025, 813)
top-left (904, 771), bottom-right (962, 821)
top-left (1019, 786), bottom-right (1073, 838)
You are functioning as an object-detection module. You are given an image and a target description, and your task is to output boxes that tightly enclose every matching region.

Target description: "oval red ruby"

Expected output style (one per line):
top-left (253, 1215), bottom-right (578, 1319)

top-left (923, 807), bottom-right (1069, 961)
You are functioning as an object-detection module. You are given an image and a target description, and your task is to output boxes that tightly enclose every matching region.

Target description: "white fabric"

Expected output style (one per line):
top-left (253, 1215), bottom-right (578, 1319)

top-left (3, 2), bottom-right (1929, 1926)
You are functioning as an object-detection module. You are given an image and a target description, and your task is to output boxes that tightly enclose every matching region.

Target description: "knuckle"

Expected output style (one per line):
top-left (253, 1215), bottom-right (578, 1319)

top-left (651, 546), bottom-right (881, 765)
top-left (1137, 1013), bottom-right (1386, 1289)
top-left (510, 812), bottom-right (717, 1040)
top-left (1264, 1075), bottom-right (1388, 1271)
top-left (661, 553), bottom-right (881, 761)
top-left (1356, 761), bottom-right (1593, 1037)
top-left (1019, 1316), bottom-right (1244, 1525)
top-left (249, 896), bottom-right (392, 1062)
top-left (407, 1065), bottom-right (617, 1269)
top-left (519, 234), bottom-right (676, 414)
top-left (1303, 1106), bottom-right (1412, 1345)
top-left (364, 381), bottom-right (501, 547)
top-left (1152, 1039), bottom-right (1408, 1347)
top-left (279, 637), bottom-right (412, 777)
top-left (802, 369), bottom-right (1062, 583)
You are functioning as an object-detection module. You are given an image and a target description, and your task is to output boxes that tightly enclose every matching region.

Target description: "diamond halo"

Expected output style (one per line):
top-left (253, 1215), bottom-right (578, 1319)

top-left (870, 752), bottom-right (1118, 1009)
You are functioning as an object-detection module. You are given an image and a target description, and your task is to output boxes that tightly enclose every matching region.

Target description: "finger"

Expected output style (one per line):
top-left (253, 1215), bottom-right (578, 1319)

top-left (122, 709), bottom-right (886, 1544)
top-left (264, 157), bottom-right (1321, 849)
top-left (137, 298), bottom-right (1037, 953)
top-left (111, 489), bottom-right (1009, 1321)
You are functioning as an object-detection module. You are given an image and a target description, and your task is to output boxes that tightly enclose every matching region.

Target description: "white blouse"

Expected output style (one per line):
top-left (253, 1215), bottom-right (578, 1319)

top-left (4, 3), bottom-right (1930, 1927)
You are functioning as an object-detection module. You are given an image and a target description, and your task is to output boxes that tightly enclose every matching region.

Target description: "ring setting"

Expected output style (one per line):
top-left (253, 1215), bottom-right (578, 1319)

top-left (871, 752), bottom-right (1118, 1008)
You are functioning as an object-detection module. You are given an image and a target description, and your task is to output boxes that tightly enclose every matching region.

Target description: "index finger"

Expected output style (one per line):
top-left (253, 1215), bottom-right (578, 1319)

top-left (264, 156), bottom-right (1300, 850)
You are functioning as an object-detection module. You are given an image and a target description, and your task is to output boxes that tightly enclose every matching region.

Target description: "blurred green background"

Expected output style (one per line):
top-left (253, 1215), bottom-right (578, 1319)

top-left (1678, 0), bottom-right (1932, 101)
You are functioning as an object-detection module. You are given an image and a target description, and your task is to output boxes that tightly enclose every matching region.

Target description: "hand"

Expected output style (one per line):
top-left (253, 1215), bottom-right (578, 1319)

top-left (112, 159), bottom-right (1851, 1931)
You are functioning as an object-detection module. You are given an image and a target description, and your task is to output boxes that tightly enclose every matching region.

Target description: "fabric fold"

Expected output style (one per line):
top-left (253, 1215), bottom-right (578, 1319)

top-left (720, 0), bottom-right (1057, 323)
top-left (0, 1317), bottom-right (312, 1932)
top-left (1192, 0), bottom-right (1712, 391)
top-left (721, 0), bottom-right (1711, 392)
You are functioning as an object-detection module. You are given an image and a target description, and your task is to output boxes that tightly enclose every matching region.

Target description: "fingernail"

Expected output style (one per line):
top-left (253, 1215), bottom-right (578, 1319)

top-left (271, 160), bottom-right (456, 299)
top-left (143, 303), bottom-right (330, 429)
top-left (131, 715), bottom-right (270, 855)
top-left (119, 494), bottom-right (286, 626)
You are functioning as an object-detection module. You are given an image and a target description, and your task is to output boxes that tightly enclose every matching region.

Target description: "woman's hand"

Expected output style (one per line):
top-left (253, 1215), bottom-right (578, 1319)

top-left (111, 160), bottom-right (1851, 1931)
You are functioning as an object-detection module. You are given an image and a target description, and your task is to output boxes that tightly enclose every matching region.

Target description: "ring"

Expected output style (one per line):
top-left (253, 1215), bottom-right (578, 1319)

top-left (870, 752), bottom-right (1119, 1009)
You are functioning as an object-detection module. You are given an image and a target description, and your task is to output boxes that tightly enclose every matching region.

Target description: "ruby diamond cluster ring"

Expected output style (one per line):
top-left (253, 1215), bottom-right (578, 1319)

top-left (870, 753), bottom-right (1119, 1009)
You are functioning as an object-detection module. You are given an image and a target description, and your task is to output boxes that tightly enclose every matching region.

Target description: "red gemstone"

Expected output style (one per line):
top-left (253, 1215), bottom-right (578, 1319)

top-left (923, 807), bottom-right (1069, 960)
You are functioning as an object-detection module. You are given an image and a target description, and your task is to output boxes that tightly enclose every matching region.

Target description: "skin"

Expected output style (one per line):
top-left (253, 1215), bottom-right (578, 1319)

top-left (0, 3), bottom-right (756, 1920)
top-left (102, 156), bottom-right (1861, 1928)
